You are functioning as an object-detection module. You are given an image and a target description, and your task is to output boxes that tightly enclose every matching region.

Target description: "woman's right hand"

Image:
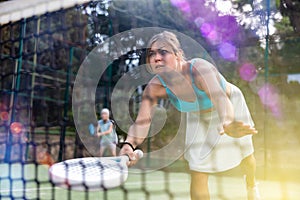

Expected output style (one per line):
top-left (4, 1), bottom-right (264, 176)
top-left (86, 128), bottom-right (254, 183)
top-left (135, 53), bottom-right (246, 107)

top-left (119, 143), bottom-right (139, 166)
top-left (222, 121), bottom-right (258, 138)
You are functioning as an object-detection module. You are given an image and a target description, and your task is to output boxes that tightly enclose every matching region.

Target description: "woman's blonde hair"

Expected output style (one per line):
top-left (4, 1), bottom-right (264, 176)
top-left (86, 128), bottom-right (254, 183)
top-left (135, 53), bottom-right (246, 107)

top-left (146, 31), bottom-right (185, 65)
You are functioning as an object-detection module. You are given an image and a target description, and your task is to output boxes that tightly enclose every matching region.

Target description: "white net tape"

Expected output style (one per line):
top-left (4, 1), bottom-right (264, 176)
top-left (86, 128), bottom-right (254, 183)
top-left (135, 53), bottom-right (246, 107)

top-left (0, 0), bottom-right (91, 25)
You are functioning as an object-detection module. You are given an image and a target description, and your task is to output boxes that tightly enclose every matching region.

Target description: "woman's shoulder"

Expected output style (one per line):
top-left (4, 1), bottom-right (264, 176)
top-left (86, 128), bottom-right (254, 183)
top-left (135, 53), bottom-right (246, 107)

top-left (189, 58), bottom-right (215, 68)
top-left (189, 58), bottom-right (217, 74)
top-left (143, 76), bottom-right (167, 99)
top-left (147, 75), bottom-right (166, 89)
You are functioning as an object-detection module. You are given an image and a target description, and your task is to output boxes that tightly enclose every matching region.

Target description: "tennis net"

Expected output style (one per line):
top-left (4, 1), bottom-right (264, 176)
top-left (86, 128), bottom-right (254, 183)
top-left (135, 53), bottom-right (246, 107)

top-left (1, 0), bottom-right (300, 200)
top-left (0, 0), bottom-right (192, 199)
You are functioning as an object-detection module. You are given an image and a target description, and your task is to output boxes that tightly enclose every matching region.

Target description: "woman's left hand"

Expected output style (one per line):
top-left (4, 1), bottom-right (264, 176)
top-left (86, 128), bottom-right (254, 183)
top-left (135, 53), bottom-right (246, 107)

top-left (97, 132), bottom-right (102, 137)
top-left (119, 144), bottom-right (139, 167)
top-left (221, 121), bottom-right (258, 138)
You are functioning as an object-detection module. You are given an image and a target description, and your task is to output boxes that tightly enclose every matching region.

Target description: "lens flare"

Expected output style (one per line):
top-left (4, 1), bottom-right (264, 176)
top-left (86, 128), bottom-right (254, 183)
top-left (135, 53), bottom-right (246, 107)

top-left (37, 151), bottom-right (54, 166)
top-left (194, 17), bottom-right (205, 28)
top-left (239, 63), bottom-right (258, 81)
top-left (200, 23), bottom-right (222, 45)
top-left (218, 42), bottom-right (237, 61)
top-left (270, 105), bottom-right (282, 118)
top-left (207, 30), bottom-right (219, 43)
top-left (10, 122), bottom-right (23, 134)
top-left (200, 23), bottom-right (214, 37)
top-left (258, 84), bottom-right (277, 106)
top-left (0, 111), bottom-right (9, 121)
top-left (170, 0), bottom-right (191, 13)
top-left (258, 83), bottom-right (282, 118)
top-left (215, 15), bottom-right (239, 42)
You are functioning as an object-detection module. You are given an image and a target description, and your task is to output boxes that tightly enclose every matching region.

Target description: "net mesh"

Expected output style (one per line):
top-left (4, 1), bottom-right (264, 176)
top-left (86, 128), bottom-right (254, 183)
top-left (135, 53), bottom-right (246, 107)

top-left (1, 0), bottom-right (300, 200)
top-left (0, 1), bottom-right (192, 199)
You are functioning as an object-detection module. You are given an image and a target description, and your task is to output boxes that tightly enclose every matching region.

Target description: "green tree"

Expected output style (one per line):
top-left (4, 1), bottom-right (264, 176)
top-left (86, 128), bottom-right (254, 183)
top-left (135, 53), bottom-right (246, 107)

top-left (278, 0), bottom-right (300, 32)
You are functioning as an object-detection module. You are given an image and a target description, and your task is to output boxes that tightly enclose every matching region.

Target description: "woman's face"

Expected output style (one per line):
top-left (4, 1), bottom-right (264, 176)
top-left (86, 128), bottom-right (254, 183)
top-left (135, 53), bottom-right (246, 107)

top-left (101, 112), bottom-right (109, 120)
top-left (148, 42), bottom-right (179, 74)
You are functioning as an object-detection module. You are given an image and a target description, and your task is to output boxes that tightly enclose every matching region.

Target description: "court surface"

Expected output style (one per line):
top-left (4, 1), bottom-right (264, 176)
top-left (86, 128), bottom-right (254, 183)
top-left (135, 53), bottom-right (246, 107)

top-left (1, 163), bottom-right (300, 200)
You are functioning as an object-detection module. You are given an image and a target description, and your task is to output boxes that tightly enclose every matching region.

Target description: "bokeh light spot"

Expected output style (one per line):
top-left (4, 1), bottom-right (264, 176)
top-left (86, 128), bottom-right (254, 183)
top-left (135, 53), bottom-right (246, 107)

top-left (37, 151), bottom-right (54, 166)
top-left (258, 84), bottom-right (277, 106)
top-left (170, 0), bottom-right (191, 13)
top-left (194, 17), bottom-right (205, 28)
top-left (218, 42), bottom-right (237, 61)
top-left (207, 30), bottom-right (219, 42)
top-left (200, 23), bottom-right (214, 37)
top-left (215, 15), bottom-right (239, 41)
top-left (270, 105), bottom-right (282, 118)
top-left (0, 111), bottom-right (9, 121)
top-left (239, 63), bottom-right (258, 82)
top-left (258, 83), bottom-right (282, 118)
top-left (10, 122), bottom-right (23, 134)
top-left (200, 23), bottom-right (221, 44)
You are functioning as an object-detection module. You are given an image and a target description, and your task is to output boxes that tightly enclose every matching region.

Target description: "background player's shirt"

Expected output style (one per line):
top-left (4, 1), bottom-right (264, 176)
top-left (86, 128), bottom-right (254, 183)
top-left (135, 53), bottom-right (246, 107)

top-left (98, 120), bottom-right (117, 145)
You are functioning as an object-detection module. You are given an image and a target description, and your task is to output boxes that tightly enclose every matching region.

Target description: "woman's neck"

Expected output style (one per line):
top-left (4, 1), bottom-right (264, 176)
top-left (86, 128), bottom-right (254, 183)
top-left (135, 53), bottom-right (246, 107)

top-left (176, 60), bottom-right (186, 72)
top-left (159, 61), bottom-right (190, 86)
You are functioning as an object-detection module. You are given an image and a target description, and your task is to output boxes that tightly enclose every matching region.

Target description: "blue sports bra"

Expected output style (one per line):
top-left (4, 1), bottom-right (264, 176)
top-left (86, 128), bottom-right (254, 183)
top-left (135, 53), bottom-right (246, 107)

top-left (157, 59), bottom-right (226, 112)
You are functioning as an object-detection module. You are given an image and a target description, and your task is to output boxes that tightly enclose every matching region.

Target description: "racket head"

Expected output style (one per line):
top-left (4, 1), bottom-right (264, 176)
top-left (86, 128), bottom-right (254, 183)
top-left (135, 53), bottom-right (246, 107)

top-left (88, 123), bottom-right (95, 136)
top-left (49, 156), bottom-right (129, 191)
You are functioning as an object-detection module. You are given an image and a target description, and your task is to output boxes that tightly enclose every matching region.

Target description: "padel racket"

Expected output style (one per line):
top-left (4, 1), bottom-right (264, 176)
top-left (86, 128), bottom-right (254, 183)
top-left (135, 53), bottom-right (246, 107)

top-left (88, 123), bottom-right (95, 135)
top-left (49, 150), bottom-right (143, 191)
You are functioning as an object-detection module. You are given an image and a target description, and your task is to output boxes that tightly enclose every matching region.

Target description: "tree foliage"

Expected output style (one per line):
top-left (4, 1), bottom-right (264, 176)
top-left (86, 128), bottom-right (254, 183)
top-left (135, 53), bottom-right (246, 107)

top-left (278, 0), bottom-right (300, 32)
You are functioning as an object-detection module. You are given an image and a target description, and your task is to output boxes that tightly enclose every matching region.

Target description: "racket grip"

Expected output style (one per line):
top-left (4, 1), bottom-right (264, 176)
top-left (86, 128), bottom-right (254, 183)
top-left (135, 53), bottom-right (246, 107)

top-left (122, 149), bottom-right (143, 163)
top-left (134, 149), bottom-right (143, 159)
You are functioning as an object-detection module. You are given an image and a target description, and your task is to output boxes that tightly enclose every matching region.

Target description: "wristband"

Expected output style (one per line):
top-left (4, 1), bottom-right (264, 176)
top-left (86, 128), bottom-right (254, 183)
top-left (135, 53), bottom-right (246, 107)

top-left (120, 142), bottom-right (136, 151)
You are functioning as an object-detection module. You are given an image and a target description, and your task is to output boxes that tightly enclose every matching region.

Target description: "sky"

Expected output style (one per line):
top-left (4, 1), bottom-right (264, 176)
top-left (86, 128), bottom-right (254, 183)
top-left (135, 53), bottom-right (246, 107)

top-left (287, 74), bottom-right (300, 83)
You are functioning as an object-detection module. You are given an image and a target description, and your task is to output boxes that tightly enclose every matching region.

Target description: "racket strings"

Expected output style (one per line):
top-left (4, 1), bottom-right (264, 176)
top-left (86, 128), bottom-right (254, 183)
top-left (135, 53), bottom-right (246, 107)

top-left (50, 157), bottom-right (129, 190)
top-left (61, 158), bottom-right (125, 182)
top-left (62, 159), bottom-right (124, 177)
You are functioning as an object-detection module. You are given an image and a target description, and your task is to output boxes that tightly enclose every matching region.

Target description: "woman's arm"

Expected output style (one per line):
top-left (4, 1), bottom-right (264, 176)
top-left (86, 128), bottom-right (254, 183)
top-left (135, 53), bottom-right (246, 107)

top-left (192, 59), bottom-right (234, 131)
top-left (97, 123), bottom-right (113, 136)
top-left (97, 124), bottom-right (101, 133)
top-left (192, 59), bottom-right (257, 136)
top-left (125, 82), bottom-right (161, 147)
top-left (120, 79), bottom-right (165, 164)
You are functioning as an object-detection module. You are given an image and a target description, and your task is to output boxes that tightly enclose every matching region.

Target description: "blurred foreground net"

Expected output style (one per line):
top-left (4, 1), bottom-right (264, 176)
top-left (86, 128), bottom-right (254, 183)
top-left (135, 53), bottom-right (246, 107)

top-left (0, 0), bottom-right (191, 199)
top-left (1, 0), bottom-right (300, 200)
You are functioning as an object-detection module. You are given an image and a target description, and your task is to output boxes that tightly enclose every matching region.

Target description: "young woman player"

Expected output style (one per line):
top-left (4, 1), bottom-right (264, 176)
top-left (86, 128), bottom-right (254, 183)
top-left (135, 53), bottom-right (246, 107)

top-left (120, 31), bottom-right (261, 200)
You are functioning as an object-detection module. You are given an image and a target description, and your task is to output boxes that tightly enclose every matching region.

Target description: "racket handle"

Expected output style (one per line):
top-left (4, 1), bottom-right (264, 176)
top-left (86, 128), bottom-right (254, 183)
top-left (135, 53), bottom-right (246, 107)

top-left (134, 149), bottom-right (143, 159)
top-left (121, 149), bottom-right (143, 163)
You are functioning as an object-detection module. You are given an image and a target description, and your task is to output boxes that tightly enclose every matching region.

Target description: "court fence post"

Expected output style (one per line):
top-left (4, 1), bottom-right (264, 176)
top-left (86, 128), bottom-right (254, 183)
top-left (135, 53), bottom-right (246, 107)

top-left (263, 0), bottom-right (271, 180)
top-left (4, 19), bottom-right (26, 162)
top-left (58, 46), bottom-right (73, 162)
